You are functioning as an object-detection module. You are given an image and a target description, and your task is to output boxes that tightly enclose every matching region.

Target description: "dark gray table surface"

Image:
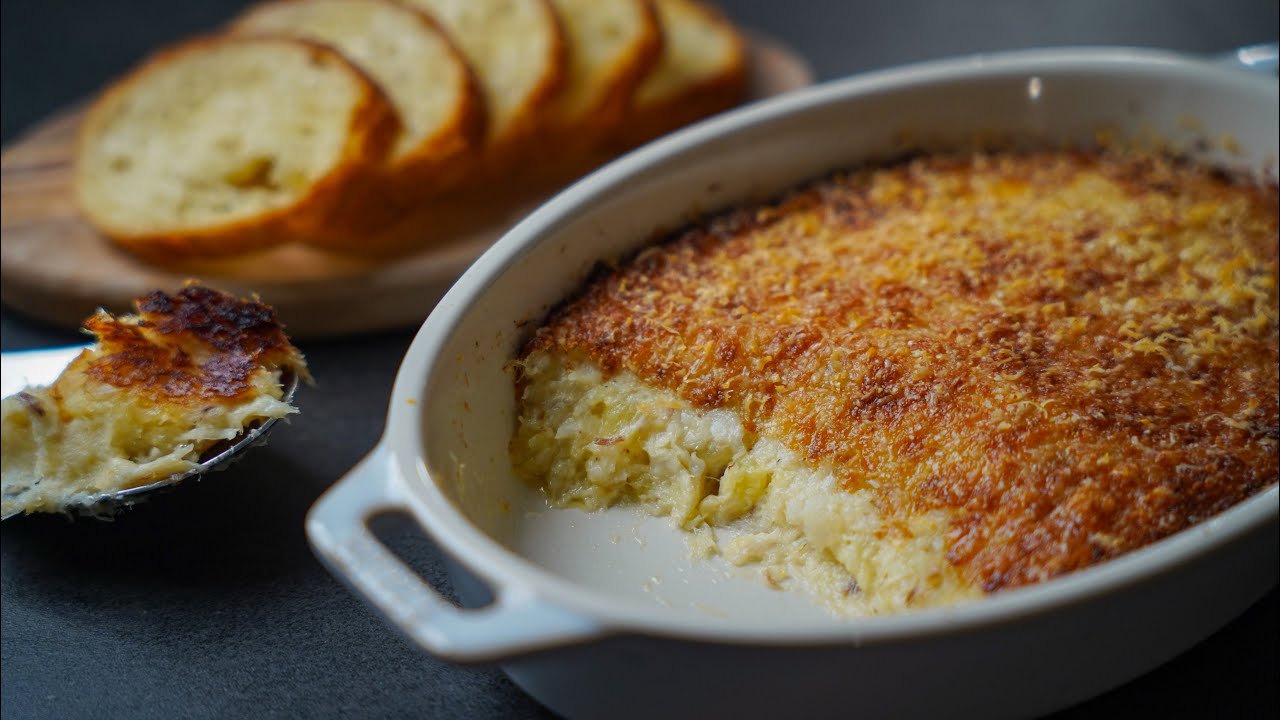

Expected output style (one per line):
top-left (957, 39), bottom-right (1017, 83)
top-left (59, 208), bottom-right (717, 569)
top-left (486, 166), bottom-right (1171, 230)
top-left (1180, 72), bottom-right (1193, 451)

top-left (2, 1), bottom-right (1276, 718)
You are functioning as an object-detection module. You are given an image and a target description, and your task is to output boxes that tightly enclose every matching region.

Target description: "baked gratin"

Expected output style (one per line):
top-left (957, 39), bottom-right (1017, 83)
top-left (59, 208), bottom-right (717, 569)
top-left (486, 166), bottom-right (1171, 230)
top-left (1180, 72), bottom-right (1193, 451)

top-left (1, 285), bottom-right (310, 517)
top-left (512, 148), bottom-right (1280, 615)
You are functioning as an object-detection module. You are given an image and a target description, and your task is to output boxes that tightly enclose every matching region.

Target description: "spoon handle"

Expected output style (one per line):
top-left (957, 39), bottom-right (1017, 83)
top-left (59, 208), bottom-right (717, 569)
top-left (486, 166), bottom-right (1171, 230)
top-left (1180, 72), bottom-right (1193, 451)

top-left (1214, 42), bottom-right (1279, 74)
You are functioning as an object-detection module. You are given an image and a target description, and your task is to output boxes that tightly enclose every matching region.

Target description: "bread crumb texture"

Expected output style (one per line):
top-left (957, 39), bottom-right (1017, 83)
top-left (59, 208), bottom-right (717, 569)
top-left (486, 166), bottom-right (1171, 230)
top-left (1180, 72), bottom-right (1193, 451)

top-left (513, 148), bottom-right (1279, 613)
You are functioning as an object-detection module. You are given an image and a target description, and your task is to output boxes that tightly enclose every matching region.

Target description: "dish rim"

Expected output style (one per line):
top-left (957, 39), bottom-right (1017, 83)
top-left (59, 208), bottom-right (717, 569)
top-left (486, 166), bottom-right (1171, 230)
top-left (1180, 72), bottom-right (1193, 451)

top-left (382, 45), bottom-right (1280, 646)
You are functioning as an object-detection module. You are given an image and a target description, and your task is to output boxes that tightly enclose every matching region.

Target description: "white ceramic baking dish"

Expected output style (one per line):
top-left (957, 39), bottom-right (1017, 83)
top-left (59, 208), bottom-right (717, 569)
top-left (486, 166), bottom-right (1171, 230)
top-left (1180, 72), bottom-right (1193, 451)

top-left (307, 47), bottom-right (1279, 719)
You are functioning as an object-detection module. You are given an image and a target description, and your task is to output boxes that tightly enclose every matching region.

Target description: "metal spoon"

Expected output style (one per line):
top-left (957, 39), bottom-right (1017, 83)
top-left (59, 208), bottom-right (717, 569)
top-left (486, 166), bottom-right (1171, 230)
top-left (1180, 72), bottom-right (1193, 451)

top-left (0, 345), bottom-right (298, 520)
top-left (1213, 42), bottom-right (1279, 74)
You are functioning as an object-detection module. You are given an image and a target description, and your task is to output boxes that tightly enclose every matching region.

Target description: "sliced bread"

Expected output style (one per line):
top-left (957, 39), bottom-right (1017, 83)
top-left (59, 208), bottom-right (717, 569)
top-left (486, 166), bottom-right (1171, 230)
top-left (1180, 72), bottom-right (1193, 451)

top-left (230, 0), bottom-right (486, 199)
top-left (616, 0), bottom-right (747, 148)
top-left (74, 36), bottom-right (400, 262)
top-left (1, 283), bottom-right (309, 517)
top-left (401, 0), bottom-right (566, 173)
top-left (543, 0), bottom-right (661, 142)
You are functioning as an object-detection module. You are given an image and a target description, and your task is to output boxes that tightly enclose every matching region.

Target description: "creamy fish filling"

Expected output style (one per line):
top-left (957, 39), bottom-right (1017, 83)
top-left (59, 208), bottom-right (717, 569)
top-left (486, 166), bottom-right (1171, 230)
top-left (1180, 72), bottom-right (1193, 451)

top-left (512, 349), bottom-right (979, 615)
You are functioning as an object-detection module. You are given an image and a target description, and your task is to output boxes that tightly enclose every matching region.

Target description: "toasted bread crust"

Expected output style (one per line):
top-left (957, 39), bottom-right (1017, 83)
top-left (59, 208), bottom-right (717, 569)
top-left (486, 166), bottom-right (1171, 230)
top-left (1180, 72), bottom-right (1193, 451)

top-left (74, 36), bottom-right (400, 263)
top-left (385, 2), bottom-right (488, 199)
top-left (229, 0), bottom-right (488, 202)
top-left (71, 0), bottom-right (755, 262)
top-left (615, 0), bottom-right (747, 148)
top-left (402, 0), bottom-right (567, 179)
top-left (544, 0), bottom-right (663, 140)
top-left (502, 0), bottom-right (663, 190)
top-left (505, 0), bottom-right (570, 151)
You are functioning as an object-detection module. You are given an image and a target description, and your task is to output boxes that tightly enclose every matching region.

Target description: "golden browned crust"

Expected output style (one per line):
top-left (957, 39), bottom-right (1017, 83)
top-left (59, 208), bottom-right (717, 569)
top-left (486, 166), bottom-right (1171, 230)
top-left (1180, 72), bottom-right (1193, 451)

top-left (522, 149), bottom-right (1280, 592)
top-left (78, 283), bottom-right (311, 404)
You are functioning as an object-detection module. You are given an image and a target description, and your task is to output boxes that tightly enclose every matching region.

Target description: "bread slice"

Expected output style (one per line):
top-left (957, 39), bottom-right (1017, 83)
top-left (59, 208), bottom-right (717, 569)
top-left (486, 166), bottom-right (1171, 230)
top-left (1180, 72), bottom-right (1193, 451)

top-left (75, 36), bottom-right (400, 263)
top-left (295, 0), bottom-right (568, 257)
top-left (616, 0), bottom-right (747, 148)
top-left (230, 0), bottom-right (486, 199)
top-left (493, 0), bottom-right (663, 191)
top-left (401, 0), bottom-right (566, 173)
top-left (543, 0), bottom-right (661, 143)
top-left (425, 0), bottom-right (662, 209)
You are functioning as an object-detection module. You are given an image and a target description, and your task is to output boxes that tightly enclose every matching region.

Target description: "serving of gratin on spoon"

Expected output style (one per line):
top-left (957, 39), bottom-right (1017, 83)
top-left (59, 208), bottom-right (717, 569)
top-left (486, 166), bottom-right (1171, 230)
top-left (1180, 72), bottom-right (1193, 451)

top-left (0, 283), bottom-right (310, 519)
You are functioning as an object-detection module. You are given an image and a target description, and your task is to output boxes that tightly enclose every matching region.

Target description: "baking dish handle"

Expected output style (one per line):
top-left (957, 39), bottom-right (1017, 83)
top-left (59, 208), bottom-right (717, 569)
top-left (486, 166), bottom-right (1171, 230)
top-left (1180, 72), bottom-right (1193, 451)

top-left (306, 445), bottom-right (602, 662)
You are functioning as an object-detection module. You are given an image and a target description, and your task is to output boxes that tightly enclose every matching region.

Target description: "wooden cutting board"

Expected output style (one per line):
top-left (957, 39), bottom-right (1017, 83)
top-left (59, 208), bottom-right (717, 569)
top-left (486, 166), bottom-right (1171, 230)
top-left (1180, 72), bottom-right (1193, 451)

top-left (0, 35), bottom-right (813, 339)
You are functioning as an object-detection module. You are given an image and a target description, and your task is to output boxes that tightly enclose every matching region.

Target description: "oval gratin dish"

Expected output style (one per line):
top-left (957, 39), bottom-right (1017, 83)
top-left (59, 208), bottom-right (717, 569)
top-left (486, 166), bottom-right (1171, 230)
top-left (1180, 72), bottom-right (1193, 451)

top-left (307, 47), bottom-right (1279, 720)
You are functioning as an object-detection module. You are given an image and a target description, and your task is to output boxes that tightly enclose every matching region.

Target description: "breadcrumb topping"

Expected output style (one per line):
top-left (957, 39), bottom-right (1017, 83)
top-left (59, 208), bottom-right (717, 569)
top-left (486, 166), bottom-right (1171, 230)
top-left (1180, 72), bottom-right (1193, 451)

top-left (521, 149), bottom-right (1279, 592)
top-left (84, 284), bottom-right (311, 403)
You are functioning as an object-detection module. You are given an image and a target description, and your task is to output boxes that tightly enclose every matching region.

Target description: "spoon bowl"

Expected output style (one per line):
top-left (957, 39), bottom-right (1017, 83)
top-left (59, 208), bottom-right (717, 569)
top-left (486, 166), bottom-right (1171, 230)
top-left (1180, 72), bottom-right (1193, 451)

top-left (0, 344), bottom-right (298, 520)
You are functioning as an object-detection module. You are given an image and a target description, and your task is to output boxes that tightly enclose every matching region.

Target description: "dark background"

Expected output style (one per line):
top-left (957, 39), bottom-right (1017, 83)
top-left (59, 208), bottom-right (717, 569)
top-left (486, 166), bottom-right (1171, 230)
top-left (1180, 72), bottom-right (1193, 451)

top-left (2, 1), bottom-right (1277, 718)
